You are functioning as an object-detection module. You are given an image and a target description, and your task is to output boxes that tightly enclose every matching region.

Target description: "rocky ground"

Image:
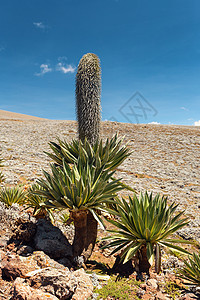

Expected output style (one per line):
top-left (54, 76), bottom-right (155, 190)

top-left (0, 117), bottom-right (200, 299)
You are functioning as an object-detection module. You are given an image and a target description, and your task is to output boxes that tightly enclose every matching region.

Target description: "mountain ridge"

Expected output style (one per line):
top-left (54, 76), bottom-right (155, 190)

top-left (0, 109), bottom-right (48, 120)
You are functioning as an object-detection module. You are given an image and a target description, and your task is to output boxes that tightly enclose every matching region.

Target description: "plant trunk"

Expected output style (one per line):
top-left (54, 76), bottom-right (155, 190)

top-left (72, 210), bottom-right (88, 259)
top-left (138, 245), bottom-right (151, 275)
top-left (72, 210), bottom-right (98, 263)
top-left (155, 244), bottom-right (161, 274)
top-left (82, 211), bottom-right (98, 261)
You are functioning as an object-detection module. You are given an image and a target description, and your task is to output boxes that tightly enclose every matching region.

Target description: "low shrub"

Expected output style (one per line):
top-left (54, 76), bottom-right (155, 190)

top-left (0, 186), bottom-right (27, 207)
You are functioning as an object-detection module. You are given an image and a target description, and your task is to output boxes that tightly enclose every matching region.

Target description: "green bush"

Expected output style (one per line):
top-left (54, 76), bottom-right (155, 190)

top-left (37, 158), bottom-right (122, 224)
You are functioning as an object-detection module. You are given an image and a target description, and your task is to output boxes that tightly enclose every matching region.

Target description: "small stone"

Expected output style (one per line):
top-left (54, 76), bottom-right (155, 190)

top-left (137, 287), bottom-right (146, 298)
top-left (147, 278), bottom-right (158, 290)
top-left (140, 283), bottom-right (147, 290)
top-left (180, 293), bottom-right (199, 300)
top-left (1, 254), bottom-right (38, 280)
top-left (29, 267), bottom-right (77, 298)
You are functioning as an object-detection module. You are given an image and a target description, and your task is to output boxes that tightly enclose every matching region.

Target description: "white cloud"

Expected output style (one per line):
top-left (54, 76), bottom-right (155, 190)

top-left (35, 59), bottom-right (75, 76)
top-left (180, 107), bottom-right (189, 111)
top-left (33, 22), bottom-right (48, 30)
top-left (35, 64), bottom-right (52, 76)
top-left (194, 120), bottom-right (200, 126)
top-left (56, 62), bottom-right (76, 74)
top-left (148, 121), bottom-right (161, 125)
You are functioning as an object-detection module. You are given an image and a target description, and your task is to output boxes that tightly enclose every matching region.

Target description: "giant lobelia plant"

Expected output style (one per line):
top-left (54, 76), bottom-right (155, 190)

top-left (0, 186), bottom-right (27, 207)
top-left (75, 53), bottom-right (101, 260)
top-left (37, 53), bottom-right (132, 262)
top-left (44, 52), bottom-right (131, 261)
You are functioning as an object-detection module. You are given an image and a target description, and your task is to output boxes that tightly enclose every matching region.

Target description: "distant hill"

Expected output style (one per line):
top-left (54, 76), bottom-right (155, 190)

top-left (0, 110), bottom-right (47, 120)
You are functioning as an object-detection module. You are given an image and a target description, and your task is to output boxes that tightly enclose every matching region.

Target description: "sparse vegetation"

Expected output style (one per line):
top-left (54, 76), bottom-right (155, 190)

top-left (163, 281), bottom-right (181, 299)
top-left (59, 211), bottom-right (73, 225)
top-left (94, 276), bottom-right (141, 300)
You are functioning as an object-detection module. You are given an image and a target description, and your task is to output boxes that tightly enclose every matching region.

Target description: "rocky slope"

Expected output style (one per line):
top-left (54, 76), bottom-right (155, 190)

top-left (0, 119), bottom-right (200, 239)
top-left (0, 118), bottom-right (200, 299)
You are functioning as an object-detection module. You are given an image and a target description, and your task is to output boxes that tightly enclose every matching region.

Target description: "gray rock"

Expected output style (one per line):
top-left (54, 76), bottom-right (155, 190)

top-left (34, 219), bottom-right (73, 259)
top-left (57, 257), bottom-right (72, 268)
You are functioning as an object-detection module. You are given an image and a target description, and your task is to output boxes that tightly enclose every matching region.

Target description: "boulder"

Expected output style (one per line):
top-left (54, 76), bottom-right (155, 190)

top-left (34, 219), bottom-right (73, 260)
top-left (28, 267), bottom-right (77, 299)
top-left (1, 253), bottom-right (39, 280)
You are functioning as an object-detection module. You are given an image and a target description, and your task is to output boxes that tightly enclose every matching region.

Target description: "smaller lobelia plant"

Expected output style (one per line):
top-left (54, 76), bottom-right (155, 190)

top-left (102, 192), bottom-right (191, 276)
top-left (59, 211), bottom-right (73, 225)
top-left (0, 186), bottom-right (27, 207)
top-left (178, 252), bottom-right (200, 286)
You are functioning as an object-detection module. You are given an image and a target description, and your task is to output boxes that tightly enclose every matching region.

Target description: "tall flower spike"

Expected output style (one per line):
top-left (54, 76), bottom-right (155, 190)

top-left (76, 53), bottom-right (101, 145)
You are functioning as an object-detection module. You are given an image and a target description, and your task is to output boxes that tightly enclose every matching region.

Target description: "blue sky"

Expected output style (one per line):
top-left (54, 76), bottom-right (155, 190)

top-left (0, 0), bottom-right (200, 125)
